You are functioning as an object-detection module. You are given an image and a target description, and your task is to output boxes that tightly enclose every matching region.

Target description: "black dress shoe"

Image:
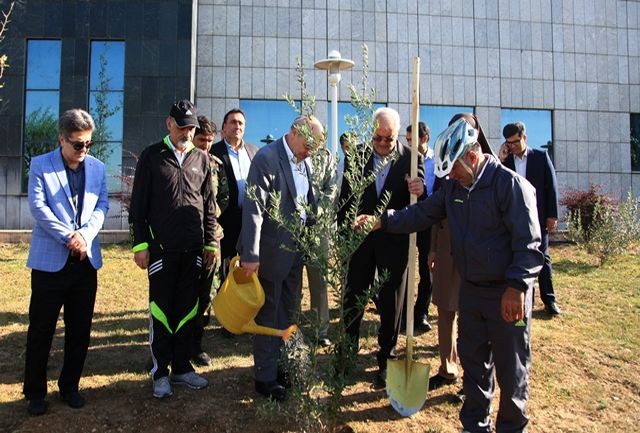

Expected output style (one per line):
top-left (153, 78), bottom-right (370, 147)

top-left (544, 302), bottom-right (562, 315)
top-left (277, 369), bottom-right (292, 389)
top-left (451, 387), bottom-right (465, 404)
top-left (373, 369), bottom-right (387, 389)
top-left (317, 337), bottom-right (332, 347)
top-left (428, 374), bottom-right (458, 391)
top-left (255, 380), bottom-right (286, 402)
top-left (415, 315), bottom-right (433, 332)
top-left (191, 351), bottom-right (212, 367)
top-left (27, 399), bottom-right (48, 416)
top-left (60, 391), bottom-right (85, 409)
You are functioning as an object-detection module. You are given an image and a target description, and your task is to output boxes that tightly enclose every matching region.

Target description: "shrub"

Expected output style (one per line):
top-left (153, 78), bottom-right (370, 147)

top-left (565, 191), bottom-right (640, 265)
top-left (560, 184), bottom-right (615, 241)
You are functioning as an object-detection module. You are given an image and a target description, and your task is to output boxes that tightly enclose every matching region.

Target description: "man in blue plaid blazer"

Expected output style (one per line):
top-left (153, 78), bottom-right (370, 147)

top-left (23, 109), bottom-right (109, 416)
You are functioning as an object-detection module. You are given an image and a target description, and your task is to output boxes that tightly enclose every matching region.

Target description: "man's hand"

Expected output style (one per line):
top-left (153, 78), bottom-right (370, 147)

top-left (406, 176), bottom-right (425, 197)
top-left (241, 261), bottom-right (259, 277)
top-left (546, 217), bottom-right (558, 233)
top-left (203, 251), bottom-right (216, 270)
top-left (427, 251), bottom-right (437, 272)
top-left (134, 250), bottom-right (150, 270)
top-left (67, 232), bottom-right (87, 254)
top-left (354, 214), bottom-right (381, 231)
top-left (501, 287), bottom-right (525, 322)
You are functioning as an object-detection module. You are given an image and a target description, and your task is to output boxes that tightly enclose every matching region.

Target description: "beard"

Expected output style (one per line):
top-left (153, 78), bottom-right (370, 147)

top-left (175, 138), bottom-right (191, 150)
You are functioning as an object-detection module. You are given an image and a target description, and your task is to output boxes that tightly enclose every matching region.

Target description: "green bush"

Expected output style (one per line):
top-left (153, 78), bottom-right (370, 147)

top-left (566, 191), bottom-right (640, 265)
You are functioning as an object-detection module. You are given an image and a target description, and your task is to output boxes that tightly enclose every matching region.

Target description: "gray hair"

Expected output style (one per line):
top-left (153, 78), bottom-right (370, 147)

top-left (372, 107), bottom-right (401, 134)
top-left (59, 109), bottom-right (95, 138)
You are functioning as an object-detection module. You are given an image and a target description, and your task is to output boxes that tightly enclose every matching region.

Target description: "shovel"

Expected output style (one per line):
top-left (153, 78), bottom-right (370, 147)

top-left (386, 57), bottom-right (430, 417)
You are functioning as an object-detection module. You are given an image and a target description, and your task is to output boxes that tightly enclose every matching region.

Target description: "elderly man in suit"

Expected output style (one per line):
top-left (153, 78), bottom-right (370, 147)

top-left (210, 109), bottom-right (259, 274)
top-left (23, 109), bottom-right (109, 416)
top-left (338, 107), bottom-right (425, 388)
top-left (503, 121), bottom-right (561, 315)
top-left (238, 115), bottom-right (325, 402)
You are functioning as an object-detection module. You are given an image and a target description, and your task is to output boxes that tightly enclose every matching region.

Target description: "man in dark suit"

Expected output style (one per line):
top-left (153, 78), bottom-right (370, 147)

top-left (338, 107), bottom-right (425, 388)
top-left (210, 109), bottom-right (259, 272)
top-left (503, 121), bottom-right (561, 315)
top-left (238, 115), bottom-right (325, 402)
top-left (24, 109), bottom-right (109, 415)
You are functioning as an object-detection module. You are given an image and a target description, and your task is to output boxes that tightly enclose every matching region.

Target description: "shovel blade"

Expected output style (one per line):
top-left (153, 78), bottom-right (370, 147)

top-left (386, 358), bottom-right (430, 417)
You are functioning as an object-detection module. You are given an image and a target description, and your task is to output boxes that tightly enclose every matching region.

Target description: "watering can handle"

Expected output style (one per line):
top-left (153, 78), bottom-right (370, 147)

top-left (229, 255), bottom-right (261, 286)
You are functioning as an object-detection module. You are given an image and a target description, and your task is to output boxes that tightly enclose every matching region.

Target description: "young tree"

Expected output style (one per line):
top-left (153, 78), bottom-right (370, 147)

top-left (250, 45), bottom-right (394, 432)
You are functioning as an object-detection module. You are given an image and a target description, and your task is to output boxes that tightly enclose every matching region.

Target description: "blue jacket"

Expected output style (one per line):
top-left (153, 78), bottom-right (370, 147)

top-left (382, 155), bottom-right (543, 291)
top-left (27, 148), bottom-right (109, 272)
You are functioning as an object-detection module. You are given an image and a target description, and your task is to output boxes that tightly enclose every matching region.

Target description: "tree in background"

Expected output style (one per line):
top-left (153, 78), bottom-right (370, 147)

top-left (0, 1), bottom-right (15, 102)
top-left (23, 107), bottom-right (58, 175)
top-left (89, 43), bottom-right (119, 163)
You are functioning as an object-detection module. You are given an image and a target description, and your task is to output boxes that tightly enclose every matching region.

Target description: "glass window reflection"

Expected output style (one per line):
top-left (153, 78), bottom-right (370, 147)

top-left (501, 108), bottom-right (553, 155)
top-left (239, 100), bottom-right (299, 148)
top-left (420, 105), bottom-right (474, 145)
top-left (26, 40), bottom-right (61, 90)
top-left (23, 40), bottom-right (62, 185)
top-left (89, 41), bottom-right (125, 192)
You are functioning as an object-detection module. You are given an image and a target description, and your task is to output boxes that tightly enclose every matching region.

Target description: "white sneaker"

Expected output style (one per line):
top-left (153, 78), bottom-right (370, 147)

top-left (152, 376), bottom-right (173, 399)
top-left (170, 371), bottom-right (208, 390)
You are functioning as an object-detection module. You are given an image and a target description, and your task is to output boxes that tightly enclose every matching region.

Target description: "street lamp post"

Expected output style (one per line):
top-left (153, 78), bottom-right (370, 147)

top-left (314, 50), bottom-right (354, 155)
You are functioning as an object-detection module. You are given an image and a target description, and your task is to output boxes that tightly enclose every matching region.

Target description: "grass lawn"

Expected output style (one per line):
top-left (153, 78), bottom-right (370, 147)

top-left (0, 242), bottom-right (638, 433)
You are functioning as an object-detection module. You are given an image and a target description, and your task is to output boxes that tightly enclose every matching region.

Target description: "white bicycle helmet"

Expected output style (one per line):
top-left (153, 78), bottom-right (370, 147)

top-left (433, 118), bottom-right (478, 177)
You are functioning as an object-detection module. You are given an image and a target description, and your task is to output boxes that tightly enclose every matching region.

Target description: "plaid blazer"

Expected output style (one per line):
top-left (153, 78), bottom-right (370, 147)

top-left (26, 148), bottom-right (109, 272)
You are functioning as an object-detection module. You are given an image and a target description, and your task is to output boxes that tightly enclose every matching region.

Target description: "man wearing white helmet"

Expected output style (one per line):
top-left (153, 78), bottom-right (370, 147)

top-left (357, 113), bottom-right (543, 433)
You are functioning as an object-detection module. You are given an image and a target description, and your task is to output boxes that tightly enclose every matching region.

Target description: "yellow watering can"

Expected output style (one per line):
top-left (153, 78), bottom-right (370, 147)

top-left (213, 256), bottom-right (297, 341)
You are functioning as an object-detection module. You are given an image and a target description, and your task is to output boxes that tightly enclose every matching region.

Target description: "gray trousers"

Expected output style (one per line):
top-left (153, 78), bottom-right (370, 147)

top-left (458, 284), bottom-right (532, 433)
top-left (305, 262), bottom-right (330, 338)
top-left (253, 256), bottom-right (303, 382)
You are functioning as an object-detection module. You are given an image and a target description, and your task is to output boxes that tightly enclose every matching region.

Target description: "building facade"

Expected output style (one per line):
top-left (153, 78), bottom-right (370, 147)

top-left (1, 0), bottom-right (639, 229)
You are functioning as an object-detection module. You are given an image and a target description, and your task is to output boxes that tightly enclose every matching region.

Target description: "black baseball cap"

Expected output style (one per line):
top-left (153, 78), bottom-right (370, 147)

top-left (169, 99), bottom-right (198, 128)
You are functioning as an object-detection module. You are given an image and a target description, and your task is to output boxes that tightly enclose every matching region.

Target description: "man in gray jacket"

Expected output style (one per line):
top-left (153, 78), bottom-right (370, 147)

top-left (238, 115), bottom-right (325, 402)
top-left (358, 114), bottom-right (543, 433)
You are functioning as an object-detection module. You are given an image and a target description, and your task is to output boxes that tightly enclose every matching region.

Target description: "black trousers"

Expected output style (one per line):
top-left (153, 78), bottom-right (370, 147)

top-left (148, 250), bottom-right (200, 380)
top-left (537, 232), bottom-right (556, 305)
top-left (23, 257), bottom-right (97, 400)
top-left (344, 234), bottom-right (407, 370)
top-left (192, 261), bottom-right (221, 354)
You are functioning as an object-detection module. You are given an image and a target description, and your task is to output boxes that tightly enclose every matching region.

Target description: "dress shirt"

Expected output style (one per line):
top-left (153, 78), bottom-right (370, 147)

top-left (514, 149), bottom-right (528, 178)
top-left (423, 146), bottom-right (435, 196)
top-left (225, 139), bottom-right (252, 207)
top-left (62, 149), bottom-right (85, 230)
top-left (373, 150), bottom-right (393, 197)
top-left (282, 136), bottom-right (310, 221)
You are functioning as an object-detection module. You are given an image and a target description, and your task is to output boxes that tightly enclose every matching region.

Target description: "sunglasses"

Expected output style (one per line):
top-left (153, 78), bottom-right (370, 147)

top-left (504, 138), bottom-right (521, 145)
top-left (373, 135), bottom-right (396, 143)
top-left (67, 138), bottom-right (93, 151)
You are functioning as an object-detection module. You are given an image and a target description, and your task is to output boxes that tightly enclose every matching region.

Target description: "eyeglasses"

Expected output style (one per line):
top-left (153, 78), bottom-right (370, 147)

top-left (67, 138), bottom-right (93, 151)
top-left (504, 138), bottom-right (521, 145)
top-left (373, 135), bottom-right (396, 143)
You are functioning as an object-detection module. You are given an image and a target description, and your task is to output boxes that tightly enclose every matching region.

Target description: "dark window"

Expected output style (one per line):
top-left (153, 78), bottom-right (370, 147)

top-left (23, 40), bottom-right (62, 177)
top-left (501, 108), bottom-right (553, 158)
top-left (631, 113), bottom-right (640, 172)
top-left (89, 41), bottom-right (125, 191)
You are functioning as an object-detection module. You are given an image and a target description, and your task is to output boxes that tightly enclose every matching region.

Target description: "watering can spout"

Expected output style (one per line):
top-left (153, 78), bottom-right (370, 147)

top-left (213, 256), bottom-right (298, 340)
top-left (242, 322), bottom-right (297, 341)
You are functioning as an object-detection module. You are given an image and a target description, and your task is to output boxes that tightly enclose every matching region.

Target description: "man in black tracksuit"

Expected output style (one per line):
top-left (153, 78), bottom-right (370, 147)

top-left (129, 100), bottom-right (218, 399)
